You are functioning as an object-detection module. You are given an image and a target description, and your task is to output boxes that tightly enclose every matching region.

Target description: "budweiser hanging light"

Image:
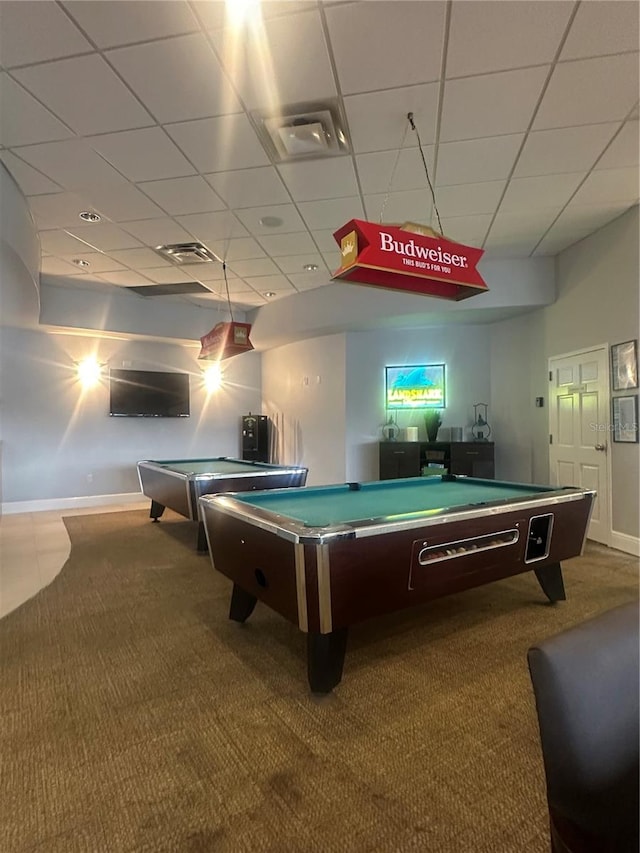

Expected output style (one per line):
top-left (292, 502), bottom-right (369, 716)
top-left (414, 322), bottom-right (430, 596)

top-left (198, 321), bottom-right (254, 361)
top-left (331, 219), bottom-right (488, 300)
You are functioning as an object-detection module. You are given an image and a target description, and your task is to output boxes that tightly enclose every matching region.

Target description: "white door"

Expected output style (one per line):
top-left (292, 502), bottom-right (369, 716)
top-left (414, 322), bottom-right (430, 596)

top-left (549, 347), bottom-right (610, 545)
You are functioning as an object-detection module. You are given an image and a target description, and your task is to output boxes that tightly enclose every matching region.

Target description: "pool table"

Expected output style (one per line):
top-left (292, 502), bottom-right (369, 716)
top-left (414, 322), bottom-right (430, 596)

top-left (199, 475), bottom-right (595, 694)
top-left (137, 457), bottom-right (308, 551)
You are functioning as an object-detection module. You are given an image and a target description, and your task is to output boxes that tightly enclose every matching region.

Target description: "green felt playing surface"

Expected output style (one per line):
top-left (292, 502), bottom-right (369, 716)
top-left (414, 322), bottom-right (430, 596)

top-left (236, 477), bottom-right (552, 528)
top-left (154, 459), bottom-right (282, 476)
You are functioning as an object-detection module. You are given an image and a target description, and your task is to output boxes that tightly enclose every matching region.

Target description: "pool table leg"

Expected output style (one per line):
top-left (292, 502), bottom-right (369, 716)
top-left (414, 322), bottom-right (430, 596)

top-left (150, 500), bottom-right (165, 522)
top-left (534, 562), bottom-right (566, 603)
top-left (196, 522), bottom-right (208, 553)
top-left (229, 583), bottom-right (258, 623)
top-left (307, 628), bottom-right (349, 694)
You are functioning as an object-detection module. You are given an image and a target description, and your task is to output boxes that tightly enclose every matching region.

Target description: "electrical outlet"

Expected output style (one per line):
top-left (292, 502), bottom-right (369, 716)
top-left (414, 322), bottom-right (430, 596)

top-left (87, 472), bottom-right (93, 483)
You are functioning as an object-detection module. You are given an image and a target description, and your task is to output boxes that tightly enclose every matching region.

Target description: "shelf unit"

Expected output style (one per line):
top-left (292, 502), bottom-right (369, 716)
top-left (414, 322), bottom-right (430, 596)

top-left (379, 441), bottom-right (495, 480)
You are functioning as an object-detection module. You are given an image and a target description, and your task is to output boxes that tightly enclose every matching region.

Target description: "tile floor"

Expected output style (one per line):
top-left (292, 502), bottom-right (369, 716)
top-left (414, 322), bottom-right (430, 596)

top-left (0, 501), bottom-right (147, 619)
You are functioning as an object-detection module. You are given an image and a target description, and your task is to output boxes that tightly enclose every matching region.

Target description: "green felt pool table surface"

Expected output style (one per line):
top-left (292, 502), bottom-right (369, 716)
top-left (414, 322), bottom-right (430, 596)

top-left (233, 477), bottom-right (555, 528)
top-left (150, 458), bottom-right (286, 477)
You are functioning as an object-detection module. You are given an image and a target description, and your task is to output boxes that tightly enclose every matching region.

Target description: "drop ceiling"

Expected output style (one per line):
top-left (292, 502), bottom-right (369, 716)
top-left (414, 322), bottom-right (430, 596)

top-left (0, 0), bottom-right (638, 318)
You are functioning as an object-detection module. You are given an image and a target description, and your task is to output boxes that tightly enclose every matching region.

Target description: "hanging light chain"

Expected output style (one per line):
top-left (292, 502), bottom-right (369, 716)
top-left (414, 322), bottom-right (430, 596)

top-left (407, 111), bottom-right (444, 235)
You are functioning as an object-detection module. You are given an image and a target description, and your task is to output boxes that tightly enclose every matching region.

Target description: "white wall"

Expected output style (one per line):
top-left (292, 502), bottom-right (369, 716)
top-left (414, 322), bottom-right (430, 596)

top-left (1, 327), bottom-right (262, 506)
top-left (491, 205), bottom-right (639, 539)
top-left (261, 335), bottom-right (347, 486)
top-left (261, 326), bottom-right (492, 486)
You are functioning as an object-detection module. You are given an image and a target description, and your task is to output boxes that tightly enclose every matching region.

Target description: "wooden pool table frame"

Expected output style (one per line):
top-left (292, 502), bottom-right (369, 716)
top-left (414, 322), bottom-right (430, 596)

top-left (137, 457), bottom-right (308, 551)
top-left (200, 476), bottom-right (595, 693)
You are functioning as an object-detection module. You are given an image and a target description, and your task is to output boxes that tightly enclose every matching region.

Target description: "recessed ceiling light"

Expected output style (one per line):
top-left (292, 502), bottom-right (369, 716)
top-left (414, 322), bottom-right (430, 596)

top-left (259, 216), bottom-right (283, 228)
top-left (72, 258), bottom-right (90, 267)
top-left (264, 291), bottom-right (277, 297)
top-left (79, 211), bottom-right (101, 222)
top-left (303, 263), bottom-right (318, 271)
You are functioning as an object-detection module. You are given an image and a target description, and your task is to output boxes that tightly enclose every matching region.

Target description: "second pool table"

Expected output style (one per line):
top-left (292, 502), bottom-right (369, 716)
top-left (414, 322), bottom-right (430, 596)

top-left (199, 475), bottom-right (595, 693)
top-left (137, 457), bottom-right (308, 551)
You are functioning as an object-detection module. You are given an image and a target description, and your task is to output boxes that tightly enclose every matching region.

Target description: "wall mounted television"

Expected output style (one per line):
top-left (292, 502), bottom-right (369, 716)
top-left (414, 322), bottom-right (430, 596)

top-left (385, 364), bottom-right (446, 410)
top-left (109, 369), bottom-right (190, 418)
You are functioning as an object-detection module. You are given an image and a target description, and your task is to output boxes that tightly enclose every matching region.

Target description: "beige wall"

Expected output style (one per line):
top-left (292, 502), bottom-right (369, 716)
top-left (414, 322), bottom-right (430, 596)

top-left (491, 205), bottom-right (639, 543)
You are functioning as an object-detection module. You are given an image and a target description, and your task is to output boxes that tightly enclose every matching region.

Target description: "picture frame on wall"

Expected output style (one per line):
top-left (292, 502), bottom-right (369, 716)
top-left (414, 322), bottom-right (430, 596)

top-left (612, 395), bottom-right (638, 443)
top-left (610, 339), bottom-right (638, 391)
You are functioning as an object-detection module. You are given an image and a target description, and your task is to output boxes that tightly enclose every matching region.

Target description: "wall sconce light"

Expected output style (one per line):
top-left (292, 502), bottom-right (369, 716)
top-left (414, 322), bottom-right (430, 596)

top-left (202, 363), bottom-right (222, 393)
top-left (76, 357), bottom-right (104, 388)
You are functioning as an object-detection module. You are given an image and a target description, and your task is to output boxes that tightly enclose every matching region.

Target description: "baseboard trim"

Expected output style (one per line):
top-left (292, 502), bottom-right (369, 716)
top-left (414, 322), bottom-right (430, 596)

top-left (2, 492), bottom-right (146, 515)
top-left (610, 530), bottom-right (640, 557)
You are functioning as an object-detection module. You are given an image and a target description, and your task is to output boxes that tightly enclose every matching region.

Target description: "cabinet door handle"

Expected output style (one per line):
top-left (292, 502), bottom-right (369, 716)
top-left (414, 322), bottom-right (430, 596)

top-left (393, 451), bottom-right (405, 455)
top-left (466, 451), bottom-right (479, 455)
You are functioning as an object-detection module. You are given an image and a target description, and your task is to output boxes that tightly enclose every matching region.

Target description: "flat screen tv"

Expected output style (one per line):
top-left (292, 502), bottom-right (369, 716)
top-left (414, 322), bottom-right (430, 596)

top-left (385, 363), bottom-right (446, 410)
top-left (109, 369), bottom-right (190, 418)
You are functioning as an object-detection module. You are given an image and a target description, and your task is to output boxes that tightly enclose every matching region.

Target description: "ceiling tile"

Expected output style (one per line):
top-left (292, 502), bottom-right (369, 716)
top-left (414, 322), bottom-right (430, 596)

top-left (205, 167), bottom-right (289, 208)
top-left (107, 248), bottom-right (170, 269)
top-left (141, 267), bottom-right (199, 284)
top-left (0, 74), bottom-right (72, 147)
top-left (311, 229), bottom-right (344, 253)
top-left (88, 128), bottom-right (196, 182)
top-left (63, 0), bottom-right (199, 48)
top-left (435, 180), bottom-right (506, 218)
top-left (320, 249), bottom-right (341, 273)
top-left (40, 229), bottom-right (99, 255)
top-left (569, 167), bottom-right (640, 206)
top-left (200, 237), bottom-right (264, 261)
top-left (595, 121), bottom-right (640, 170)
top-left (436, 134), bottom-right (524, 185)
top-left (514, 123), bottom-right (619, 177)
top-left (96, 270), bottom-right (155, 287)
top-left (534, 53), bottom-right (640, 130)
top-left (28, 191), bottom-right (96, 228)
top-left (277, 157), bottom-right (359, 202)
top-left (59, 252), bottom-right (127, 273)
top-left (65, 223), bottom-right (144, 251)
top-left (482, 241), bottom-right (540, 259)
top-left (13, 55), bottom-right (154, 135)
top-left (247, 280), bottom-right (297, 300)
top-left (209, 9), bottom-right (336, 111)
top-left (447, 1), bottom-right (573, 78)
top-left (440, 66), bottom-right (549, 142)
top-left (499, 173), bottom-right (585, 213)
top-left (227, 257), bottom-right (281, 278)
top-left (121, 217), bottom-right (195, 246)
top-left (439, 214), bottom-right (493, 247)
top-left (0, 151), bottom-right (61, 195)
top-left (234, 204), bottom-right (307, 235)
top-left (355, 148), bottom-right (434, 195)
top-left (288, 270), bottom-right (331, 291)
top-left (256, 232), bottom-right (318, 256)
top-left (175, 210), bottom-right (249, 243)
top-left (326, 1), bottom-right (445, 94)
top-left (88, 183), bottom-right (165, 222)
top-left (0, 1), bottom-right (93, 67)
top-left (165, 114), bottom-right (270, 172)
top-left (274, 254), bottom-right (327, 275)
top-left (40, 256), bottom-right (88, 276)
top-left (486, 209), bottom-right (561, 242)
top-left (552, 203), bottom-right (633, 233)
top-left (297, 197), bottom-right (365, 230)
top-left (560, 0), bottom-right (640, 60)
top-left (363, 190), bottom-right (433, 225)
top-left (107, 33), bottom-right (241, 123)
top-left (344, 84), bottom-right (439, 153)
top-left (12, 139), bottom-right (128, 190)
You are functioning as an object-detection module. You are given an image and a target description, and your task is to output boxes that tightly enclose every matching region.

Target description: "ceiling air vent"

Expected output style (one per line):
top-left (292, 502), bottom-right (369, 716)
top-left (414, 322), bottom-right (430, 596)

top-left (126, 282), bottom-right (215, 296)
top-left (154, 242), bottom-right (220, 265)
top-left (253, 99), bottom-right (350, 163)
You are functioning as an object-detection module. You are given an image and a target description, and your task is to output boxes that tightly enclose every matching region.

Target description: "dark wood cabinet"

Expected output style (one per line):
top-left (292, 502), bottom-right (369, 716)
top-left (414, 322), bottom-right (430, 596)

top-left (379, 441), bottom-right (494, 480)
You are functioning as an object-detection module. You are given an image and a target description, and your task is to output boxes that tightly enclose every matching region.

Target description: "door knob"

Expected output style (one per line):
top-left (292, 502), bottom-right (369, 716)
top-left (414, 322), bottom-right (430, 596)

top-left (594, 443), bottom-right (607, 451)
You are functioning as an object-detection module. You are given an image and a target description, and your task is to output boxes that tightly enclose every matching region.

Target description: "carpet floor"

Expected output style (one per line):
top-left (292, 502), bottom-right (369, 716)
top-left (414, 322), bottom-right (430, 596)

top-left (1, 509), bottom-right (638, 853)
